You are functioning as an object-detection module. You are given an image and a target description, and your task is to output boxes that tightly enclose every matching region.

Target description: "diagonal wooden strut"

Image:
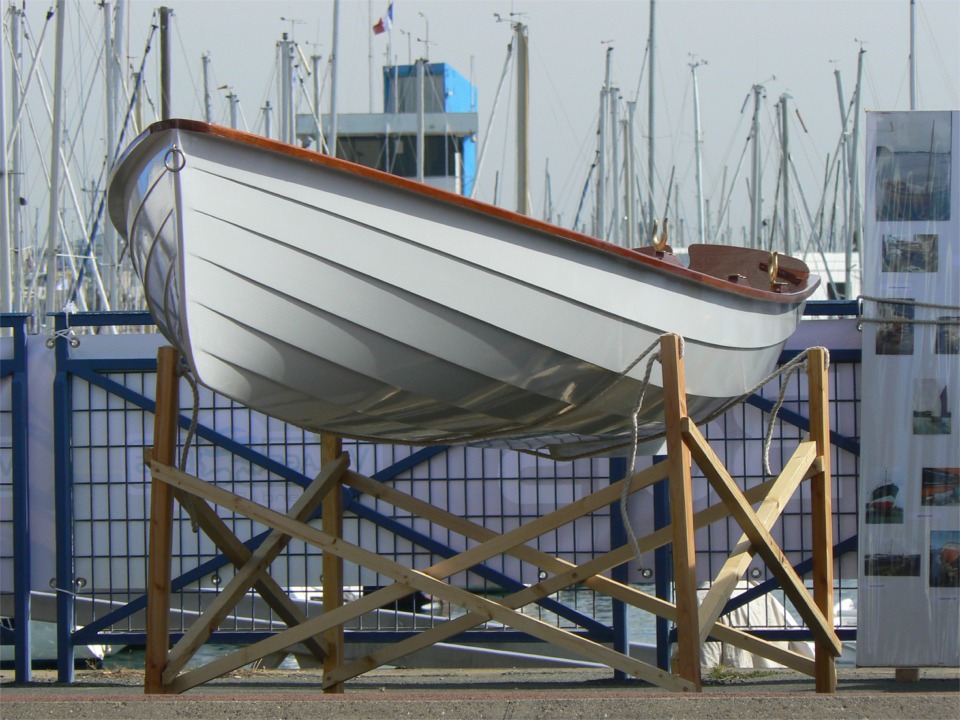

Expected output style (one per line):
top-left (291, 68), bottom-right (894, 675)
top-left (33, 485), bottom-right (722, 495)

top-left (161, 453), bottom-right (348, 683)
top-left (151, 462), bottom-right (697, 693)
top-left (696, 440), bottom-right (818, 643)
top-left (170, 488), bottom-right (330, 663)
top-left (328, 472), bottom-right (818, 687)
top-left (682, 419), bottom-right (841, 657)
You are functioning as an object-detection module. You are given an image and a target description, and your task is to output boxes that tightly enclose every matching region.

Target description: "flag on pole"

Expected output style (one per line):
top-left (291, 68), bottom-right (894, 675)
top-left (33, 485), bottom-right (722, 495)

top-left (373, 3), bottom-right (393, 35)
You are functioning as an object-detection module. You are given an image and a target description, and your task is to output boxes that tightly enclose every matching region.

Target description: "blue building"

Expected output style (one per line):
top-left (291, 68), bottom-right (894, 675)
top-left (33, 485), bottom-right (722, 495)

top-left (297, 62), bottom-right (478, 196)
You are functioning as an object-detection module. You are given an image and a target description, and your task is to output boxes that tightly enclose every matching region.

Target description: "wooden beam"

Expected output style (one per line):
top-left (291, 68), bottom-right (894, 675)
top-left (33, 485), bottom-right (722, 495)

top-left (697, 441), bottom-right (817, 642)
top-left (807, 347), bottom-right (837, 693)
top-left (162, 454), bottom-right (348, 682)
top-left (152, 463), bottom-right (695, 692)
top-left (326, 474), bottom-right (816, 686)
top-left (171, 489), bottom-right (330, 662)
top-left (660, 334), bottom-right (702, 690)
top-left (682, 418), bottom-right (842, 657)
top-left (321, 435), bottom-right (345, 695)
top-left (144, 346), bottom-right (179, 694)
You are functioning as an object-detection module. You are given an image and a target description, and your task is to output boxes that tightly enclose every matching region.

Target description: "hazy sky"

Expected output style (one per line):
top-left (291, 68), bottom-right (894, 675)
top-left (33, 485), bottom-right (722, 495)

top-left (13, 0), bottom-right (960, 248)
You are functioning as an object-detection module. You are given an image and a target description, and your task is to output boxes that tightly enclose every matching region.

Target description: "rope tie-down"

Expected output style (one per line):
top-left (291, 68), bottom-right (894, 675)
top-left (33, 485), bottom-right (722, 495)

top-left (617, 337), bottom-right (830, 569)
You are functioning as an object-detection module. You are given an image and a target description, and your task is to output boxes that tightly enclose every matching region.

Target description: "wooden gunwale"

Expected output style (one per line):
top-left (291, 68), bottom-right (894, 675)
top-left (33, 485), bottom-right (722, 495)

top-left (116, 119), bottom-right (818, 306)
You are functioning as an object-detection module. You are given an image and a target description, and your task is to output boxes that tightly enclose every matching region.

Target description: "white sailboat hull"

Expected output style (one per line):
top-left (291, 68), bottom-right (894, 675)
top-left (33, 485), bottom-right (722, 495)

top-left (110, 121), bottom-right (817, 455)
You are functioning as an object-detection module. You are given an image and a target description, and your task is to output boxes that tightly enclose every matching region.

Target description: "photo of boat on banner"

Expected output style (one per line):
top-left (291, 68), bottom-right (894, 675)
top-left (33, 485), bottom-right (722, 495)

top-left (921, 468), bottom-right (960, 506)
top-left (865, 480), bottom-right (904, 524)
top-left (913, 380), bottom-right (952, 435)
top-left (930, 532), bottom-right (960, 588)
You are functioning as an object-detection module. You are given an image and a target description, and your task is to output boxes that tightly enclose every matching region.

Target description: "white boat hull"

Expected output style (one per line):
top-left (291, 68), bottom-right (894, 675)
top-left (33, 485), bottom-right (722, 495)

top-left (110, 122), bottom-right (816, 455)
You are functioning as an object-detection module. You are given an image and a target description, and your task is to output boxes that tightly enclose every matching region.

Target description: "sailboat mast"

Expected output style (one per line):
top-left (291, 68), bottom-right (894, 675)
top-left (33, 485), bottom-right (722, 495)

top-left (610, 85), bottom-right (619, 244)
top-left (780, 94), bottom-right (791, 256)
top-left (45, 0), bottom-right (67, 322)
top-left (9, 6), bottom-right (23, 311)
top-left (159, 6), bottom-right (172, 120)
top-left (330, 0), bottom-right (341, 156)
top-left (279, 35), bottom-right (294, 143)
top-left (626, 100), bottom-right (637, 247)
top-left (690, 58), bottom-right (706, 245)
top-left (909, 0), bottom-right (917, 109)
top-left (647, 0), bottom-right (656, 227)
top-left (847, 46), bottom-right (865, 299)
top-left (103, 1), bottom-right (119, 309)
top-left (515, 22), bottom-right (529, 215)
top-left (0, 3), bottom-right (9, 313)
top-left (749, 84), bottom-right (762, 249)
top-left (202, 53), bottom-right (212, 122)
top-left (597, 46), bottom-right (611, 239)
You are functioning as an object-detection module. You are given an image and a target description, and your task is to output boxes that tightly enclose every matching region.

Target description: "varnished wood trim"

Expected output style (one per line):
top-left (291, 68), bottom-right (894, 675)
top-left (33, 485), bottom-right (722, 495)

top-left (133, 119), bottom-right (819, 305)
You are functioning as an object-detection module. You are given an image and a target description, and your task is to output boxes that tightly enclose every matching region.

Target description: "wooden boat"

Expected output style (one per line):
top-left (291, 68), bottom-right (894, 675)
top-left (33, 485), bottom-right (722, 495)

top-left (108, 120), bottom-right (819, 456)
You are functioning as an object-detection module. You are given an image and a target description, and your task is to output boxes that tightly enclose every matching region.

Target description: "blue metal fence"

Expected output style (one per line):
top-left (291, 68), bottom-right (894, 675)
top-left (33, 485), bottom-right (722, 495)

top-left (1, 303), bottom-right (862, 682)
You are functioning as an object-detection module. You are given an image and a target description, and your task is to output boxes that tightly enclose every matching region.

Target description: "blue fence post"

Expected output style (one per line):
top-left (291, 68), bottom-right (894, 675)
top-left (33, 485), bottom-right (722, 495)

top-left (3, 314), bottom-right (32, 681)
top-left (52, 313), bottom-right (76, 682)
top-left (609, 455), bottom-right (629, 680)
top-left (653, 456), bottom-right (671, 671)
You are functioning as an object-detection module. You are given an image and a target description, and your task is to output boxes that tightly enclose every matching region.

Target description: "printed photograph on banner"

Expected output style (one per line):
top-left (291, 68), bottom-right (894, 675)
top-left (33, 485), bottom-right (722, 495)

top-left (921, 468), bottom-right (960, 506)
top-left (865, 478), bottom-right (904, 523)
top-left (874, 111), bottom-right (952, 222)
top-left (881, 233), bottom-right (939, 272)
top-left (930, 531), bottom-right (960, 588)
top-left (936, 317), bottom-right (960, 354)
top-left (913, 379), bottom-right (951, 435)
top-left (864, 550), bottom-right (922, 577)
top-left (875, 299), bottom-right (915, 355)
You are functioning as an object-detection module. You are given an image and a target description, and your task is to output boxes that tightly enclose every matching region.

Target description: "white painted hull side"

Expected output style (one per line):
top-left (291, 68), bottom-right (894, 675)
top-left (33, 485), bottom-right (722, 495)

top-left (110, 124), bottom-right (810, 455)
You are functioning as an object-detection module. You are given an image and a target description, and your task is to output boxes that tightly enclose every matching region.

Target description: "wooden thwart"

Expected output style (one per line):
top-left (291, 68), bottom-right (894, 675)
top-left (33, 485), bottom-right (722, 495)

top-left (143, 339), bottom-right (839, 695)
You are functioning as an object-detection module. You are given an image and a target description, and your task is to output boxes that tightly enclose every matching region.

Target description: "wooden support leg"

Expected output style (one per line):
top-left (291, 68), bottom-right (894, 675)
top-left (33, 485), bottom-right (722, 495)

top-left (145, 346), bottom-right (179, 694)
top-left (660, 334), bottom-right (702, 691)
top-left (808, 347), bottom-right (837, 693)
top-left (321, 435), bottom-right (345, 694)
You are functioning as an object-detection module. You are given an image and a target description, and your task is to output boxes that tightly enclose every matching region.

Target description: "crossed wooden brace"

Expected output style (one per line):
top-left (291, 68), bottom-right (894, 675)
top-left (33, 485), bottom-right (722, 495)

top-left (147, 429), bottom-right (838, 695)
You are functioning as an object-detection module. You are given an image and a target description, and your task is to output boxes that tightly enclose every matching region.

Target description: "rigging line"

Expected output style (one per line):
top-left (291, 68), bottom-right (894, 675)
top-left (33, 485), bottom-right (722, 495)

top-left (631, 41), bottom-right (649, 105)
top-left (171, 10), bottom-right (204, 117)
top-left (497, 57), bottom-right (516, 207)
top-left (66, 22), bottom-right (156, 305)
top-left (470, 36), bottom-right (514, 199)
top-left (5, 6), bottom-right (55, 156)
top-left (528, 36), bottom-right (583, 152)
top-left (572, 151), bottom-right (598, 232)
top-left (714, 133), bottom-right (750, 234)
top-left (15, 42), bottom-right (111, 307)
top-left (919, 2), bottom-right (960, 106)
top-left (61, 36), bottom-right (104, 174)
top-left (16, 100), bottom-right (91, 312)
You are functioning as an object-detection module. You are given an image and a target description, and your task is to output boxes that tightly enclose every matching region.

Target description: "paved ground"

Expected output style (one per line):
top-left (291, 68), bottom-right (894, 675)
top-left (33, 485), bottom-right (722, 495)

top-left (2, 666), bottom-right (958, 719)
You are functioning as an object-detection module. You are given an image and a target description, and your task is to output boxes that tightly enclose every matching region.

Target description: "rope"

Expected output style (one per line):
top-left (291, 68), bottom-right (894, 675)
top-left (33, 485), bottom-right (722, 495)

top-left (759, 350), bottom-right (819, 477)
top-left (858, 295), bottom-right (960, 326)
top-left (176, 362), bottom-right (202, 533)
top-left (619, 344), bottom-right (667, 568)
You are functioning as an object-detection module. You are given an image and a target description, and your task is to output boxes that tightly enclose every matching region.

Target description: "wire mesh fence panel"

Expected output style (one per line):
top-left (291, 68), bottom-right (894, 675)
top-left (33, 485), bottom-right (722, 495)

top-left (57, 319), bottom-right (861, 652)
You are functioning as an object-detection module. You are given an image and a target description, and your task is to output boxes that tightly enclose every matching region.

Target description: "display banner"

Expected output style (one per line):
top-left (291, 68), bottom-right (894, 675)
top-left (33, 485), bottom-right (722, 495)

top-left (859, 110), bottom-right (959, 666)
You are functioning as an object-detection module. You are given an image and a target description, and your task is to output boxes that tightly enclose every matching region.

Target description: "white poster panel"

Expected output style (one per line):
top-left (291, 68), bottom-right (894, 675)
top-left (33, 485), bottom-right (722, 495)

top-left (859, 110), bottom-right (960, 667)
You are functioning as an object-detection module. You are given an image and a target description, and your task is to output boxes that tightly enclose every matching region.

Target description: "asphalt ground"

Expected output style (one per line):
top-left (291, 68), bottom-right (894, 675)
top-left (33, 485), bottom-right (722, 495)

top-left (2, 666), bottom-right (959, 719)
